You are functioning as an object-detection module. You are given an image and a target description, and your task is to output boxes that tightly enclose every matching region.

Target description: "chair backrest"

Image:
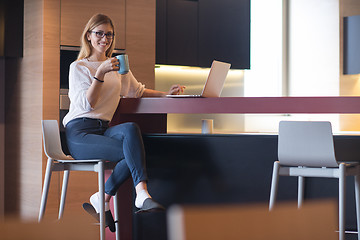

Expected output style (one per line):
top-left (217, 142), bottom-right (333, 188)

top-left (42, 120), bottom-right (70, 160)
top-left (278, 121), bottom-right (338, 167)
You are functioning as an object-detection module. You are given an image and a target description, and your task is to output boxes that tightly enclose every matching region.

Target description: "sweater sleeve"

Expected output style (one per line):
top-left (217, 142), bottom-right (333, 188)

top-left (68, 62), bottom-right (93, 111)
top-left (120, 70), bottom-right (145, 98)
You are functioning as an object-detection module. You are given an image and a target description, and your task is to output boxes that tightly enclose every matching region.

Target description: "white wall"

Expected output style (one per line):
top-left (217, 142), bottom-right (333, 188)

top-left (244, 0), bottom-right (284, 97)
top-left (288, 0), bottom-right (340, 96)
top-left (244, 0), bottom-right (340, 133)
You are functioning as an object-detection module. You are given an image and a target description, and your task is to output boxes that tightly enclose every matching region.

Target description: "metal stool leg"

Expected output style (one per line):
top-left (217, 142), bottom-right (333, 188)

top-left (269, 161), bottom-right (280, 211)
top-left (339, 164), bottom-right (346, 240)
top-left (354, 172), bottom-right (360, 240)
top-left (58, 170), bottom-right (70, 219)
top-left (98, 161), bottom-right (105, 240)
top-left (298, 175), bottom-right (305, 208)
top-left (114, 192), bottom-right (120, 240)
top-left (38, 158), bottom-right (53, 222)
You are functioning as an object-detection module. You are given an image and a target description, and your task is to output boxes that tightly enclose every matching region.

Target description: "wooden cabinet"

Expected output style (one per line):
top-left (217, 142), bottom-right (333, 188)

top-left (60, 0), bottom-right (126, 49)
top-left (156, 0), bottom-right (250, 69)
top-left (60, 0), bottom-right (156, 88)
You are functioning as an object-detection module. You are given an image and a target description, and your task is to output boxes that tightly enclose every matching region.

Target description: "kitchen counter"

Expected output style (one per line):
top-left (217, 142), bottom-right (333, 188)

top-left (108, 96), bottom-right (360, 240)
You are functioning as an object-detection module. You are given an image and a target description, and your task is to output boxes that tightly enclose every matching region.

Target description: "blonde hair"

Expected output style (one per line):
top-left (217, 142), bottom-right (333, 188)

top-left (77, 14), bottom-right (116, 61)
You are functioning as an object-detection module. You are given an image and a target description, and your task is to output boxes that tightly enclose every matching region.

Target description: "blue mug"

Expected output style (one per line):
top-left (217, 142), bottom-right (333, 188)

top-left (116, 54), bottom-right (129, 74)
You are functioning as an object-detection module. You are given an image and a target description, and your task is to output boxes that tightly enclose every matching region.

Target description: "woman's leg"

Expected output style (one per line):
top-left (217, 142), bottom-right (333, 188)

top-left (66, 119), bottom-right (162, 211)
top-left (104, 122), bottom-right (148, 195)
top-left (66, 119), bottom-right (132, 196)
top-left (104, 122), bottom-right (162, 210)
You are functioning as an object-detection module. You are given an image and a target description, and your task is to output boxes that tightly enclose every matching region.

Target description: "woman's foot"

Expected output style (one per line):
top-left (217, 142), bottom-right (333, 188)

top-left (135, 189), bottom-right (165, 213)
top-left (135, 198), bottom-right (165, 214)
top-left (135, 189), bottom-right (151, 209)
top-left (90, 192), bottom-right (110, 212)
top-left (83, 192), bottom-right (116, 232)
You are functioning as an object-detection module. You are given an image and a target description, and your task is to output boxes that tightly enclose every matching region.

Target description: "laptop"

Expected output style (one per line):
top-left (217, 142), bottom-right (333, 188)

top-left (166, 60), bottom-right (231, 98)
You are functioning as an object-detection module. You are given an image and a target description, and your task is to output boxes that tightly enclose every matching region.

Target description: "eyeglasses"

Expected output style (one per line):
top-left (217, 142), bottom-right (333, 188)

top-left (90, 31), bottom-right (115, 39)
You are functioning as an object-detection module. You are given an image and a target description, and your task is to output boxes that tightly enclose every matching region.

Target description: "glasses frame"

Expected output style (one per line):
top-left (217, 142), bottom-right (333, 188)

top-left (89, 31), bottom-right (115, 39)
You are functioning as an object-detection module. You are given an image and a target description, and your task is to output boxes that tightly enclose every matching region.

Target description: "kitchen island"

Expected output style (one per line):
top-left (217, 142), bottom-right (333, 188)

top-left (108, 97), bottom-right (360, 240)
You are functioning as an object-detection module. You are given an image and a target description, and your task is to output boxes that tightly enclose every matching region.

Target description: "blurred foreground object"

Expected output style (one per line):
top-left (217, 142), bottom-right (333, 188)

top-left (167, 200), bottom-right (337, 240)
top-left (0, 214), bottom-right (98, 240)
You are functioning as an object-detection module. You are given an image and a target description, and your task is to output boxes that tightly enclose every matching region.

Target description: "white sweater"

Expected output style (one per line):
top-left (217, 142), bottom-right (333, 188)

top-left (63, 59), bottom-right (145, 127)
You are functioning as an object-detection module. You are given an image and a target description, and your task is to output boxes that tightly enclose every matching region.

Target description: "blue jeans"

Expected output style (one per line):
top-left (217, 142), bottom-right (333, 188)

top-left (65, 118), bottom-right (148, 196)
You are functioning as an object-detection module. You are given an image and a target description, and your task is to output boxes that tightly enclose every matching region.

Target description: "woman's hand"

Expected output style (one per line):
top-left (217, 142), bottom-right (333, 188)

top-left (142, 84), bottom-right (185, 97)
top-left (95, 57), bottom-right (120, 79)
top-left (168, 84), bottom-right (186, 95)
top-left (87, 58), bottom-right (120, 108)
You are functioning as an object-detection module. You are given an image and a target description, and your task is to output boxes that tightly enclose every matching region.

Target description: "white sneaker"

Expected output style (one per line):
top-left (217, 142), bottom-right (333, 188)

top-left (90, 192), bottom-right (109, 213)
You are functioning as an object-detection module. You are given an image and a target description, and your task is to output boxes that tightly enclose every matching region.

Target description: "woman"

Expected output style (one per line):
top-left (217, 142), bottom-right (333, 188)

top-left (63, 13), bottom-right (184, 231)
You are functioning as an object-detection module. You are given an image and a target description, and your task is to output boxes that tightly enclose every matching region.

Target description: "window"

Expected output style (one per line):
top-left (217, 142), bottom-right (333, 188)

top-left (244, 0), bottom-right (340, 133)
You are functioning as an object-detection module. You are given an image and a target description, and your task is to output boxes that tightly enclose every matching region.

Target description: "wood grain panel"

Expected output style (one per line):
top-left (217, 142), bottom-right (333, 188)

top-left (4, 0), bottom-right (156, 224)
top-left (0, 216), bottom-right (99, 240)
top-left (126, 0), bottom-right (156, 89)
top-left (169, 201), bottom-right (337, 240)
top-left (9, 0), bottom-right (44, 218)
top-left (61, 172), bottom-right (98, 212)
top-left (341, 0), bottom-right (360, 16)
top-left (41, 0), bottom-right (61, 216)
top-left (61, 0), bottom-right (126, 49)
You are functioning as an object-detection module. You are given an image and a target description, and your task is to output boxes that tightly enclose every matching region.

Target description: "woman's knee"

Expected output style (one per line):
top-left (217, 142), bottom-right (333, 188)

top-left (122, 122), bottom-right (141, 135)
top-left (106, 122), bottom-right (142, 141)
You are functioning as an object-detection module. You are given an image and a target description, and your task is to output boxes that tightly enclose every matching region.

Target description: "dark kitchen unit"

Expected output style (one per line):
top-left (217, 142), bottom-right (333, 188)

top-left (156, 0), bottom-right (251, 69)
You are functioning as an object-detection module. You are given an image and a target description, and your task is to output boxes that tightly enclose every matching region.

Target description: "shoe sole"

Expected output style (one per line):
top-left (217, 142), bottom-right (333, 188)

top-left (135, 198), bottom-right (166, 214)
top-left (82, 203), bottom-right (116, 232)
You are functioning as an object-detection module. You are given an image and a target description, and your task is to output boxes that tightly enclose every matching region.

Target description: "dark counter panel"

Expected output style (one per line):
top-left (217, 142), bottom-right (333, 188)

top-left (133, 134), bottom-right (360, 240)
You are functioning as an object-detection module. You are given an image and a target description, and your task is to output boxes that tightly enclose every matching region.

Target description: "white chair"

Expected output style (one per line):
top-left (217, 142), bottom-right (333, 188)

top-left (38, 120), bottom-right (120, 240)
top-left (269, 121), bottom-right (360, 240)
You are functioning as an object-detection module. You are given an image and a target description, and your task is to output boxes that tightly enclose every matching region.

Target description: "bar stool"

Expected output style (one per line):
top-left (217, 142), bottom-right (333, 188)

top-left (269, 121), bottom-right (360, 240)
top-left (38, 120), bottom-right (120, 240)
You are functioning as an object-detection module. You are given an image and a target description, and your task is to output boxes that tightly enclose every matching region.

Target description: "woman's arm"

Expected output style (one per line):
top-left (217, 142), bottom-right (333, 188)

top-left (86, 74), bottom-right (105, 108)
top-left (142, 89), bottom-right (167, 97)
top-left (142, 84), bottom-right (185, 98)
top-left (86, 58), bottom-right (119, 108)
